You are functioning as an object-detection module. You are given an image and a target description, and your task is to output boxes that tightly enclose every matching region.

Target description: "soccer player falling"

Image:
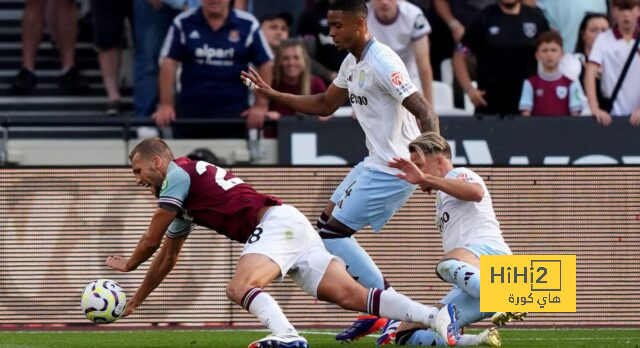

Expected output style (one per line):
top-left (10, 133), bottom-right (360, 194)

top-left (384, 132), bottom-right (526, 346)
top-left (105, 138), bottom-right (461, 347)
top-left (241, 0), bottom-right (440, 341)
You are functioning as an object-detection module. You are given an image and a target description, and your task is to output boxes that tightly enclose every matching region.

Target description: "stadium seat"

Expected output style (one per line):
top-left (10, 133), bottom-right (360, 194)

top-left (432, 81), bottom-right (472, 116)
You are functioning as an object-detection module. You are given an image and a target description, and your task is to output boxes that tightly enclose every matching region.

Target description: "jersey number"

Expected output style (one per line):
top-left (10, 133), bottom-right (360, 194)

top-left (195, 161), bottom-right (244, 191)
top-left (248, 227), bottom-right (263, 244)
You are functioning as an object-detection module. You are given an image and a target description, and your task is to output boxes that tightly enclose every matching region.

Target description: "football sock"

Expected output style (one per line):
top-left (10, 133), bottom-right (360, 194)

top-left (322, 237), bottom-right (385, 289)
top-left (437, 259), bottom-right (481, 299)
top-left (366, 288), bottom-right (438, 328)
top-left (242, 288), bottom-right (297, 337)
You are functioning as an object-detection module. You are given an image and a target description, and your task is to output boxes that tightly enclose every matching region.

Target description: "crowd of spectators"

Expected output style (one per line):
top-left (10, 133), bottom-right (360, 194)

top-left (9, 0), bottom-right (640, 137)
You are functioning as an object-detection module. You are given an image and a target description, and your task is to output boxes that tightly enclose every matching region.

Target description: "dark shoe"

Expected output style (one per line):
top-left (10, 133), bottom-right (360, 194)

top-left (11, 68), bottom-right (36, 94)
top-left (335, 315), bottom-right (388, 342)
top-left (105, 100), bottom-right (121, 116)
top-left (59, 66), bottom-right (89, 93)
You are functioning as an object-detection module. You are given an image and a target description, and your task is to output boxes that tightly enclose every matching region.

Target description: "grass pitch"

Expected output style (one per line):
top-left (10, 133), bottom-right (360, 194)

top-left (1, 328), bottom-right (640, 347)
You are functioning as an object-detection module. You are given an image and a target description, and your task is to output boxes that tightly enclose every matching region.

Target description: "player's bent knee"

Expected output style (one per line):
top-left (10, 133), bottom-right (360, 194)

top-left (226, 280), bottom-right (261, 304)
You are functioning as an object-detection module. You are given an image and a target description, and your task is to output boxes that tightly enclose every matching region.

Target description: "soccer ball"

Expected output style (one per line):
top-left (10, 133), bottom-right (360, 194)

top-left (81, 279), bottom-right (127, 323)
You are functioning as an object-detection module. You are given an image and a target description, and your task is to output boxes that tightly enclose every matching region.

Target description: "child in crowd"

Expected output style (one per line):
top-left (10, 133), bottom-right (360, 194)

top-left (519, 30), bottom-right (582, 117)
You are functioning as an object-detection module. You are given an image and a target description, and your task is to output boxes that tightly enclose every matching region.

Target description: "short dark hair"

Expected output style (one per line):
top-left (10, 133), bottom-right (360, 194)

top-left (612, 0), bottom-right (640, 9)
top-left (535, 30), bottom-right (563, 49)
top-left (129, 138), bottom-right (174, 161)
top-left (329, 0), bottom-right (368, 18)
top-left (260, 12), bottom-right (293, 27)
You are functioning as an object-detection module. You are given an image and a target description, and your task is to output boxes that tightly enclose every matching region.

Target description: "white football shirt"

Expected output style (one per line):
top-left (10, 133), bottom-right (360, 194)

top-left (435, 167), bottom-right (511, 254)
top-left (367, 1), bottom-right (431, 90)
top-left (333, 39), bottom-right (421, 175)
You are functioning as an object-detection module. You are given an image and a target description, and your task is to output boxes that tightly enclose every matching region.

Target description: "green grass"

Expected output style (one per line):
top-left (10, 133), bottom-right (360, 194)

top-left (1, 329), bottom-right (640, 347)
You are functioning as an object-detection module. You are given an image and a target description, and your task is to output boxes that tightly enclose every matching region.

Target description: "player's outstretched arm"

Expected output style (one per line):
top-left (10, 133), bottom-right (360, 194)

top-left (402, 92), bottom-right (440, 134)
top-left (123, 232), bottom-right (188, 317)
top-left (106, 208), bottom-right (176, 272)
top-left (241, 67), bottom-right (348, 116)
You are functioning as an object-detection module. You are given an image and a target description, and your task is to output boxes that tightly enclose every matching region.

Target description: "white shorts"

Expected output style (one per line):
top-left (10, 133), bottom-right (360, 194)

top-left (240, 204), bottom-right (339, 298)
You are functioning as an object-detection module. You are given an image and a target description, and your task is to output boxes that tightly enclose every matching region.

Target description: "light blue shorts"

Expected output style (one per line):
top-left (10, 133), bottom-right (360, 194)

top-left (330, 161), bottom-right (416, 232)
top-left (462, 243), bottom-right (512, 259)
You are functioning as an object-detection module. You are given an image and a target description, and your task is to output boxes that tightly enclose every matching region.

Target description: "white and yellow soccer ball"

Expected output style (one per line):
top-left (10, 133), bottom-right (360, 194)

top-left (81, 279), bottom-right (126, 323)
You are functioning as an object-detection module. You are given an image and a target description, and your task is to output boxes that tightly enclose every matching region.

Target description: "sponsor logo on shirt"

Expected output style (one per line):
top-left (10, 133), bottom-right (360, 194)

top-left (456, 173), bottom-right (471, 182)
top-left (489, 26), bottom-right (500, 35)
top-left (390, 72), bottom-right (404, 86)
top-left (349, 93), bottom-right (368, 105)
top-left (195, 44), bottom-right (235, 66)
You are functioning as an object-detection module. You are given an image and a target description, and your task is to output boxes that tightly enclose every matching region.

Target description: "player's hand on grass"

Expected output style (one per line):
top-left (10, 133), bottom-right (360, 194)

top-left (122, 300), bottom-right (137, 318)
top-left (592, 107), bottom-right (612, 126)
top-left (152, 104), bottom-right (176, 128)
top-left (106, 255), bottom-right (131, 272)
top-left (241, 67), bottom-right (277, 99)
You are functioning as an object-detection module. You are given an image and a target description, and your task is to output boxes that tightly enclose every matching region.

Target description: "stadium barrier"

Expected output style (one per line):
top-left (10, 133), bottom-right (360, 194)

top-left (1, 166), bottom-right (638, 328)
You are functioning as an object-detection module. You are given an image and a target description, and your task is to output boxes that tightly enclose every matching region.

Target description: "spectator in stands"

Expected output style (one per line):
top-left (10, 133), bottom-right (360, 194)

top-left (11, 0), bottom-right (89, 94)
top-left (260, 12), bottom-right (292, 50)
top-left (519, 31), bottom-right (582, 117)
top-left (368, 0), bottom-right (434, 103)
top-left (298, 0), bottom-right (348, 85)
top-left (537, 0), bottom-right (608, 53)
top-left (152, 0), bottom-right (273, 131)
top-left (132, 0), bottom-right (181, 120)
top-left (453, 0), bottom-right (549, 116)
top-left (585, 0), bottom-right (640, 126)
top-left (559, 13), bottom-right (610, 101)
top-left (90, 0), bottom-right (133, 116)
top-left (269, 40), bottom-right (327, 118)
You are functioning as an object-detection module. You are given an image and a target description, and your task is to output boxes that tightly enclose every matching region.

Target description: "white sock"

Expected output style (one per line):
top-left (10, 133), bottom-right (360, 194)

top-left (368, 288), bottom-right (439, 328)
top-left (457, 334), bottom-right (480, 345)
top-left (243, 288), bottom-right (298, 337)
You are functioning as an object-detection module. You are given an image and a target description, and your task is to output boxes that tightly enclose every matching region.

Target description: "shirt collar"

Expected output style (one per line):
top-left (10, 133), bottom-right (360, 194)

top-left (612, 25), bottom-right (640, 40)
top-left (197, 7), bottom-right (238, 30)
top-left (360, 38), bottom-right (376, 61)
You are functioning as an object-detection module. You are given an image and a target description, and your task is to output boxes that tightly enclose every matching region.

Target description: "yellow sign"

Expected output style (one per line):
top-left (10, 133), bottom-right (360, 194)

top-left (480, 255), bottom-right (576, 312)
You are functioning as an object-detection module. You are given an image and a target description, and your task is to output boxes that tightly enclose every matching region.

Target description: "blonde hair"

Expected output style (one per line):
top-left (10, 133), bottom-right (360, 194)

top-left (129, 138), bottom-right (174, 161)
top-left (408, 132), bottom-right (451, 160)
top-left (273, 40), bottom-right (312, 96)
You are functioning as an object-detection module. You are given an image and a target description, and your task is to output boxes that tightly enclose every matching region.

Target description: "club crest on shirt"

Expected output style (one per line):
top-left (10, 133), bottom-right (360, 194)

top-left (359, 70), bottom-right (365, 88)
top-left (523, 22), bottom-right (537, 38)
top-left (489, 26), bottom-right (500, 35)
top-left (556, 86), bottom-right (568, 99)
top-left (228, 30), bottom-right (240, 43)
top-left (390, 72), bottom-right (404, 86)
top-left (161, 178), bottom-right (168, 191)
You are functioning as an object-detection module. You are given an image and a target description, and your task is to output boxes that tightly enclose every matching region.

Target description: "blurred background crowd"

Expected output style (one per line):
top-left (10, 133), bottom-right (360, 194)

top-left (6, 0), bottom-right (640, 137)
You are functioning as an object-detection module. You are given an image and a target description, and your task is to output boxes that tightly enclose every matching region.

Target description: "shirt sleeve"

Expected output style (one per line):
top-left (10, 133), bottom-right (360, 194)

top-left (371, 50), bottom-right (418, 103)
top-left (160, 21), bottom-right (186, 60)
top-left (411, 11), bottom-right (431, 41)
top-left (166, 219), bottom-right (195, 239)
top-left (447, 168), bottom-right (481, 184)
top-left (247, 23), bottom-right (274, 66)
top-left (519, 79), bottom-right (534, 111)
top-left (332, 56), bottom-right (351, 89)
top-left (569, 80), bottom-right (583, 112)
top-left (158, 164), bottom-right (191, 210)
